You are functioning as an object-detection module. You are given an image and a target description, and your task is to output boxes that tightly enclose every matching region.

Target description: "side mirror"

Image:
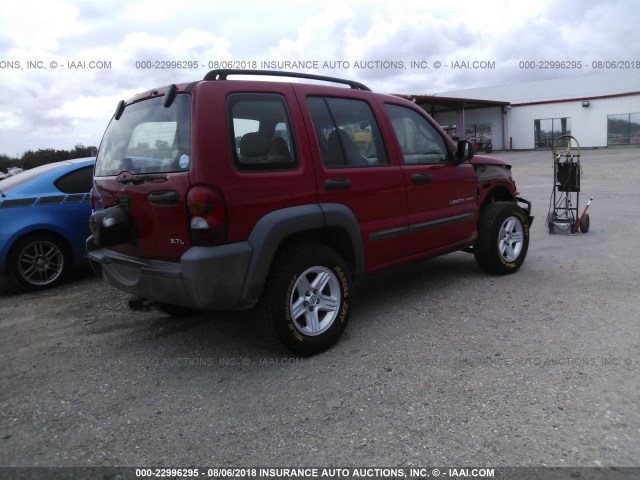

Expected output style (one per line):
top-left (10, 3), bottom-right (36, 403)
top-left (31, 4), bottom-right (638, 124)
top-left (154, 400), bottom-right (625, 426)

top-left (456, 140), bottom-right (474, 163)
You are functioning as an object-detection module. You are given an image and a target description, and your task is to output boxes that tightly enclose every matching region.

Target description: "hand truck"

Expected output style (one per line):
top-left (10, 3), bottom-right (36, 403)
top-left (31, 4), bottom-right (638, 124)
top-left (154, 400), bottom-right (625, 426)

top-left (547, 135), bottom-right (591, 234)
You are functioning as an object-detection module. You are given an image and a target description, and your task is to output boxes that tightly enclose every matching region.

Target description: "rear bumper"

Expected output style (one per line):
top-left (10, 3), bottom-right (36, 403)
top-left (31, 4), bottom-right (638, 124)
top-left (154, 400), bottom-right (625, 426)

top-left (87, 240), bottom-right (253, 310)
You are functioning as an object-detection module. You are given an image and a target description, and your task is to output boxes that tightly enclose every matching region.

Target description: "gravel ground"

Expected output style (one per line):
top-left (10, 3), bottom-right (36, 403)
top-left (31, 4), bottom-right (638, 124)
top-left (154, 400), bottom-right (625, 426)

top-left (1, 147), bottom-right (639, 474)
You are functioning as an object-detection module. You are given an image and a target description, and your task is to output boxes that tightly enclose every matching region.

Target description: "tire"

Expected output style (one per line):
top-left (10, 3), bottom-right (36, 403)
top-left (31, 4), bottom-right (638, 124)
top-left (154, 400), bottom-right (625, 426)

top-left (474, 202), bottom-right (530, 275)
top-left (8, 233), bottom-right (71, 290)
top-left (258, 243), bottom-right (352, 356)
top-left (546, 211), bottom-right (554, 233)
top-left (579, 213), bottom-right (590, 233)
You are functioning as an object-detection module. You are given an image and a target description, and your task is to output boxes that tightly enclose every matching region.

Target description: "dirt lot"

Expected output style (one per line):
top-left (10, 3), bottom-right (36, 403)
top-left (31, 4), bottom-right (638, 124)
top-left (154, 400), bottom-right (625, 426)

top-left (1, 147), bottom-right (639, 473)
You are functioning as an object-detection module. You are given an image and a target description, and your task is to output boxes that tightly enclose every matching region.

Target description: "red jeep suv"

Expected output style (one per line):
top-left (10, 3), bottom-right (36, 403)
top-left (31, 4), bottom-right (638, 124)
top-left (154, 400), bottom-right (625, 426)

top-left (88, 70), bottom-right (532, 356)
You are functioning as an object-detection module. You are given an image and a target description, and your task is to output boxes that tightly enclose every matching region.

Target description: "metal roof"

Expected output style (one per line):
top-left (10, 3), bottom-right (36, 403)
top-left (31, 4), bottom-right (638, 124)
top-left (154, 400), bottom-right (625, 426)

top-left (435, 71), bottom-right (640, 105)
top-left (393, 94), bottom-right (508, 114)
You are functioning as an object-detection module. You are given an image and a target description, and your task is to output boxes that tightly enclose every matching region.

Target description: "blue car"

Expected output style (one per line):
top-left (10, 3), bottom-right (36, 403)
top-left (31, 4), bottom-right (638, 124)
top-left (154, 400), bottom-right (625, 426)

top-left (0, 158), bottom-right (95, 290)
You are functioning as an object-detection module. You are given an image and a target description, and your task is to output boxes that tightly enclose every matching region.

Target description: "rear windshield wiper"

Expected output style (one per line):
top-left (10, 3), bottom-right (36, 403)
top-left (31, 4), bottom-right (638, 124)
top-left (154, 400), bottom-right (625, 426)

top-left (117, 174), bottom-right (168, 185)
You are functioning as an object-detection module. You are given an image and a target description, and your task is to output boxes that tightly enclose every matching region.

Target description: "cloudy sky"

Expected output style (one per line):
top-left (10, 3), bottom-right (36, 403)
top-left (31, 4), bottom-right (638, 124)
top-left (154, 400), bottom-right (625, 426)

top-left (1, 0), bottom-right (638, 157)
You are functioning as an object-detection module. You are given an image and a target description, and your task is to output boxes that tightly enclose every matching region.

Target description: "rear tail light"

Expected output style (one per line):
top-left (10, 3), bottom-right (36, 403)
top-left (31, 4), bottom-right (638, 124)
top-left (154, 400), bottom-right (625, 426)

top-left (89, 186), bottom-right (103, 211)
top-left (187, 186), bottom-right (227, 246)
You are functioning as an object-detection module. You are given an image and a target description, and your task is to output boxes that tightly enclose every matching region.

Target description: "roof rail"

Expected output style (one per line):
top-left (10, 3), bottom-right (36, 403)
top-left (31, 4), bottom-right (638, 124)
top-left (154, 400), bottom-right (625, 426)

top-left (203, 69), bottom-right (371, 91)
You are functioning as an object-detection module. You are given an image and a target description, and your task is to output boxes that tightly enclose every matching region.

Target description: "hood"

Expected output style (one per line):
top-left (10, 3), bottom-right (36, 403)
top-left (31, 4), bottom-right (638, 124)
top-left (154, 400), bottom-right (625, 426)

top-left (469, 154), bottom-right (511, 169)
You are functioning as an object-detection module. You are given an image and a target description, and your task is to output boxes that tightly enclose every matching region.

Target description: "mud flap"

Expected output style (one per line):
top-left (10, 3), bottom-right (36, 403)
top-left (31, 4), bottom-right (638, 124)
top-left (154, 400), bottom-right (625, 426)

top-left (516, 197), bottom-right (534, 226)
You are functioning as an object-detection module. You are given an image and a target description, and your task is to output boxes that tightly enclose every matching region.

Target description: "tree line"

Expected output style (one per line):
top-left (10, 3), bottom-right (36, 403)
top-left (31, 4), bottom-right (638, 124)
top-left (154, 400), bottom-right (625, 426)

top-left (0, 144), bottom-right (97, 174)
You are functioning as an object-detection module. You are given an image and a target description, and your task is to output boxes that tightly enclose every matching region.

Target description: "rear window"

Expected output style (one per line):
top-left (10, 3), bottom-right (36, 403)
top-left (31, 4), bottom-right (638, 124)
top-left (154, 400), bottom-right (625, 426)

top-left (54, 165), bottom-right (93, 194)
top-left (0, 162), bottom-right (61, 193)
top-left (95, 94), bottom-right (191, 176)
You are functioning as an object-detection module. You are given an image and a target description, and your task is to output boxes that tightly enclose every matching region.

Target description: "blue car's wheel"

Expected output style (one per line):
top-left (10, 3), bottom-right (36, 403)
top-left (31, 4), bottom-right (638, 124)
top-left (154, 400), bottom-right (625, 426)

top-left (9, 234), bottom-right (70, 290)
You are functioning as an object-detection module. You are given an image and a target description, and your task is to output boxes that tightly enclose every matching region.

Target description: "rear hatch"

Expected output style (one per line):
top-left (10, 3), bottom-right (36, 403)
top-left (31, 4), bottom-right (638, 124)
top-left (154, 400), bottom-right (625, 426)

top-left (93, 91), bottom-right (193, 261)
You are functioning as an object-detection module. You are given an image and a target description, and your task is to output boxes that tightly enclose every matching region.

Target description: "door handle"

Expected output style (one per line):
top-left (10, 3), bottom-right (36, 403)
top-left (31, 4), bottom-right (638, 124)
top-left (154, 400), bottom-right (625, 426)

top-left (148, 190), bottom-right (180, 206)
top-left (411, 173), bottom-right (433, 185)
top-left (324, 178), bottom-right (352, 191)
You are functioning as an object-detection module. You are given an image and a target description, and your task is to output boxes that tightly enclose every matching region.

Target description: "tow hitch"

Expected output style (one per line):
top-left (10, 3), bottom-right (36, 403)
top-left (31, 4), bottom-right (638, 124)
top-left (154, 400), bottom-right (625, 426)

top-left (128, 297), bottom-right (156, 311)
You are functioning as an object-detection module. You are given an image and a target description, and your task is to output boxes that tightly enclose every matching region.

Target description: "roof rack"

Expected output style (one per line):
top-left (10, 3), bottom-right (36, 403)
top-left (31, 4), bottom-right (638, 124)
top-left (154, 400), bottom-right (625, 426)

top-left (203, 69), bottom-right (371, 91)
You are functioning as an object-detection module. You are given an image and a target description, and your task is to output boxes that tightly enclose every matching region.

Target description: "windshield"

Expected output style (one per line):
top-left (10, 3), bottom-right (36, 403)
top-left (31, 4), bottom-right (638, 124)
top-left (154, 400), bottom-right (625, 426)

top-left (95, 93), bottom-right (192, 176)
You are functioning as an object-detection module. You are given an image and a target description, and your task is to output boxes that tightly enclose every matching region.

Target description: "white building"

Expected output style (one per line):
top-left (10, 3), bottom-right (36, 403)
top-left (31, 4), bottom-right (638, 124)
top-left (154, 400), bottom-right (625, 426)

top-left (408, 71), bottom-right (640, 151)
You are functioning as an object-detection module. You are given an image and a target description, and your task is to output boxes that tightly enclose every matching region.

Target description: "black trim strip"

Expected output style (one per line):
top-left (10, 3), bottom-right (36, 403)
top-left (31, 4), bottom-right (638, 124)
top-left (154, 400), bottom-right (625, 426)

top-left (409, 212), bottom-right (474, 233)
top-left (38, 195), bottom-right (66, 204)
top-left (357, 212), bottom-right (478, 243)
top-left (0, 194), bottom-right (90, 208)
top-left (369, 226), bottom-right (409, 242)
top-left (66, 194), bottom-right (85, 203)
top-left (0, 198), bottom-right (36, 207)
